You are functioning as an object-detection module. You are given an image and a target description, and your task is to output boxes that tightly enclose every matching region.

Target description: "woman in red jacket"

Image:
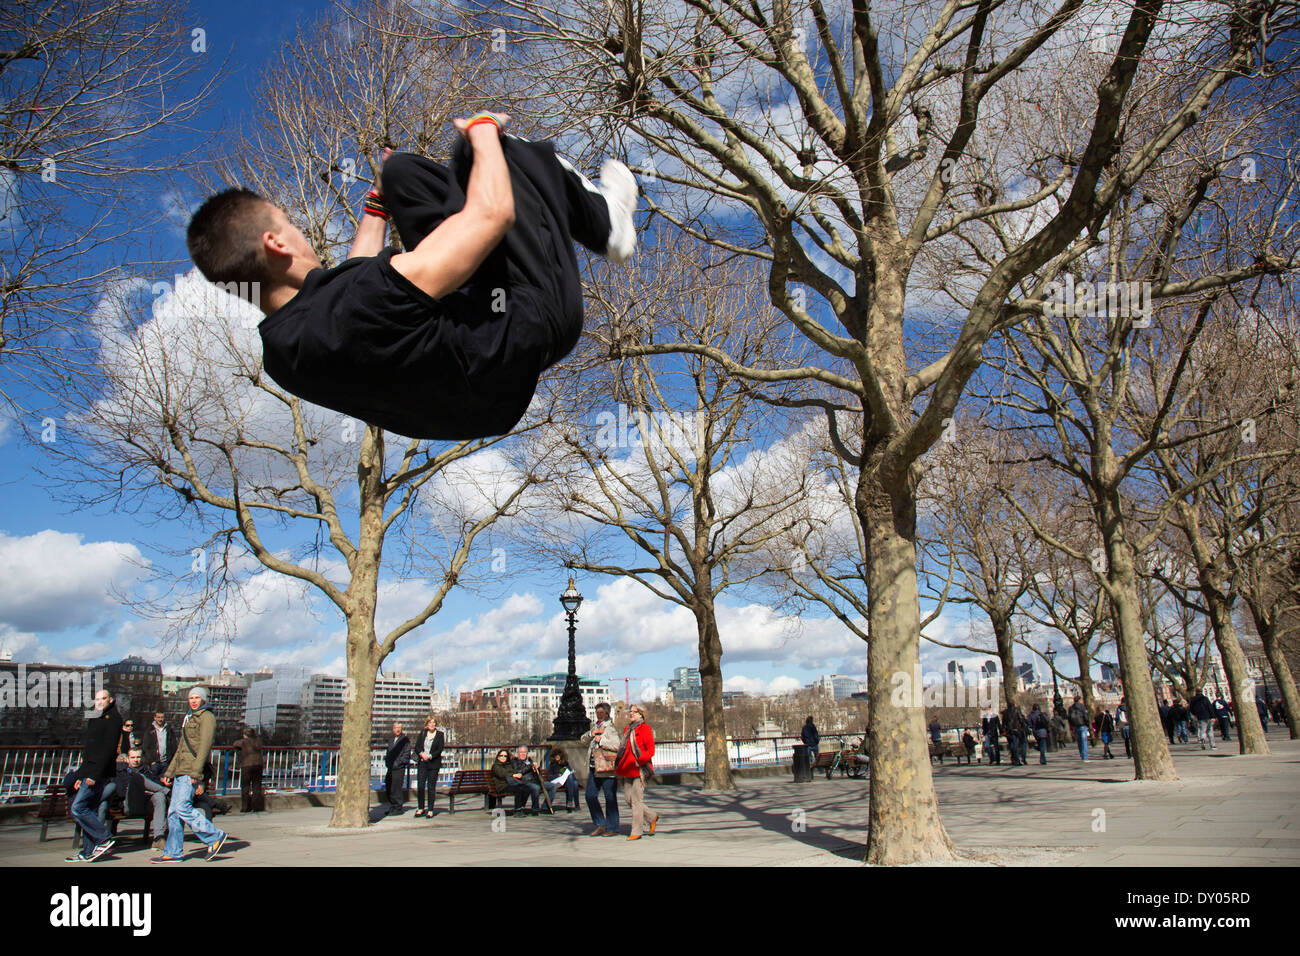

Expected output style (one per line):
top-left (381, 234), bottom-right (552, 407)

top-left (616, 704), bottom-right (660, 841)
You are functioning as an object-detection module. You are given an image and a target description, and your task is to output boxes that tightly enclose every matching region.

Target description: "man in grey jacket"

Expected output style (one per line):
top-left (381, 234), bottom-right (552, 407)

top-left (153, 686), bottom-right (229, 863)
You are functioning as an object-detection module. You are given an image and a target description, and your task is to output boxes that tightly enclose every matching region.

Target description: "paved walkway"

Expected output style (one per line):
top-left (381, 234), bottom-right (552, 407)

top-left (4, 736), bottom-right (1297, 866)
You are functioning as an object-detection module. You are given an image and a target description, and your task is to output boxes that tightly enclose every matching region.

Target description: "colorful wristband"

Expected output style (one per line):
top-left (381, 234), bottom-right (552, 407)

top-left (364, 189), bottom-right (388, 220)
top-left (465, 112), bottom-right (502, 133)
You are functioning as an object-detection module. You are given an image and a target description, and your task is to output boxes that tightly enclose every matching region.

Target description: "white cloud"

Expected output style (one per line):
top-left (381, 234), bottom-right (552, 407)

top-left (0, 530), bottom-right (147, 632)
top-left (724, 674), bottom-right (803, 697)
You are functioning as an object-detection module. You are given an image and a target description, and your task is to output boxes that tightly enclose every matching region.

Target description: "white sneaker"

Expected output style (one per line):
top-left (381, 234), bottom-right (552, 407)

top-left (599, 159), bottom-right (638, 264)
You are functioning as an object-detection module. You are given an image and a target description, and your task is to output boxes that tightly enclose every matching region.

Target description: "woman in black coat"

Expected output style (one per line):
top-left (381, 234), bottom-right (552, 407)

top-left (412, 717), bottom-right (444, 818)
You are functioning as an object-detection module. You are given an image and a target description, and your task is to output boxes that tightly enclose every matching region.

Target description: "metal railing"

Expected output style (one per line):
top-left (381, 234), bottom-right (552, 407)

top-left (0, 733), bottom-right (862, 802)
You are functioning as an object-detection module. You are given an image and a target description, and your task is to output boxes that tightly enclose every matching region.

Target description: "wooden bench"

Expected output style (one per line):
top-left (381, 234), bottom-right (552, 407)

top-left (437, 768), bottom-right (577, 814)
top-left (38, 784), bottom-right (72, 843)
top-left (929, 741), bottom-right (972, 765)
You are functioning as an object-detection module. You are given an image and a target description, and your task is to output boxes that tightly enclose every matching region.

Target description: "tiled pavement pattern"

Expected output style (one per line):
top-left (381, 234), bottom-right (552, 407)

top-left (4, 736), bottom-right (1296, 866)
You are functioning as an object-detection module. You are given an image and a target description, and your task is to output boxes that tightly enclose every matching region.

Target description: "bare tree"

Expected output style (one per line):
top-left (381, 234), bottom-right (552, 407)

top-left (48, 4), bottom-right (553, 828)
top-left (918, 417), bottom-right (1041, 708)
top-left (530, 236), bottom-right (810, 791)
top-left (0, 0), bottom-right (216, 415)
top-left (438, 0), bottom-right (1300, 862)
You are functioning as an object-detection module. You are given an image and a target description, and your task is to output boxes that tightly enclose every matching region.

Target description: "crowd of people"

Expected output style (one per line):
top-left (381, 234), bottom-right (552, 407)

top-left (60, 682), bottom-right (1285, 860)
top-left (967, 691), bottom-right (1289, 766)
top-left (372, 700), bottom-right (660, 840)
top-left (61, 686), bottom-right (262, 863)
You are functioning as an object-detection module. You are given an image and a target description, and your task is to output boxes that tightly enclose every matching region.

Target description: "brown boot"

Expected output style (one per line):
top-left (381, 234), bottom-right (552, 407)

top-left (588, 825), bottom-right (607, 837)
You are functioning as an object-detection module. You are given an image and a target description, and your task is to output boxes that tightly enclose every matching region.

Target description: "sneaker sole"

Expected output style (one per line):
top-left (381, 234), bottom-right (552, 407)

top-left (206, 833), bottom-right (228, 860)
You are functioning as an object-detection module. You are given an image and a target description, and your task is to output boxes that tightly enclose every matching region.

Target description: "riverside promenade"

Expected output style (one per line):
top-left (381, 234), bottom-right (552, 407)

top-left (4, 737), bottom-right (1297, 867)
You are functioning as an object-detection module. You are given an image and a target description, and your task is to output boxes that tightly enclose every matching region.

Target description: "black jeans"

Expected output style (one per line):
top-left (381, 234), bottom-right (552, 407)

top-left (381, 138), bottom-right (611, 373)
top-left (416, 760), bottom-right (440, 811)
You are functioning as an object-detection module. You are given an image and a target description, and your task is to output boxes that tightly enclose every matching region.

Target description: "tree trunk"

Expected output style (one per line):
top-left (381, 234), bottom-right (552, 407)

top-left (329, 425), bottom-right (388, 827)
top-left (1098, 489), bottom-right (1177, 780)
top-left (1203, 589), bottom-right (1269, 755)
top-left (694, 595), bottom-right (735, 791)
top-left (1250, 604), bottom-right (1300, 739)
top-left (993, 615), bottom-right (1018, 707)
top-left (860, 467), bottom-right (954, 863)
top-left (1073, 645), bottom-right (1096, 716)
top-left (330, 627), bottom-right (379, 827)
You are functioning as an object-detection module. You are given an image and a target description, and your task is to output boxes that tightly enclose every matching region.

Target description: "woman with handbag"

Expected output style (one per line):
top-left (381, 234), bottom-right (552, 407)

top-left (616, 704), bottom-right (659, 841)
top-left (580, 702), bottom-right (620, 836)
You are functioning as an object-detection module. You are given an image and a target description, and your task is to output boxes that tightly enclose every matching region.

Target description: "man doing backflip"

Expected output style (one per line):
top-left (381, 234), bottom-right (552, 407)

top-left (186, 112), bottom-right (638, 440)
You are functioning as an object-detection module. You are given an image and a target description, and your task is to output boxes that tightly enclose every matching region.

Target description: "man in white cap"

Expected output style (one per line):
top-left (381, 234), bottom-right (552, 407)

top-left (153, 685), bottom-right (231, 862)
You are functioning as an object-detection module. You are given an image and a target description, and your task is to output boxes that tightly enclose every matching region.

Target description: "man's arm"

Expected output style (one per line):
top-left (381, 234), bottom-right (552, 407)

top-left (389, 115), bottom-right (515, 299)
top-left (348, 148), bottom-right (393, 261)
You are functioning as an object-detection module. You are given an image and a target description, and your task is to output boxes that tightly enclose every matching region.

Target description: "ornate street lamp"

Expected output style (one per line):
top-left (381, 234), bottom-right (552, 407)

top-left (550, 576), bottom-right (591, 740)
top-left (1045, 645), bottom-right (1063, 714)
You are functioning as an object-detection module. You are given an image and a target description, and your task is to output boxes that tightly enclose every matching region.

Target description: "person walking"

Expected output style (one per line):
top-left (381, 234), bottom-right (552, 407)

top-left (384, 722), bottom-right (411, 815)
top-left (232, 727), bottom-right (265, 813)
top-left (65, 688), bottom-right (124, 863)
top-left (1028, 704), bottom-right (1050, 764)
top-left (1096, 707), bottom-right (1115, 759)
top-left (1188, 691), bottom-right (1216, 750)
top-left (981, 707), bottom-right (1002, 765)
top-left (616, 704), bottom-right (659, 841)
top-left (581, 702), bottom-right (621, 836)
top-left (1171, 699), bottom-right (1189, 743)
top-left (1255, 697), bottom-right (1270, 733)
top-left (1159, 698), bottom-right (1175, 744)
top-left (413, 717), bottom-right (445, 818)
top-left (1002, 701), bottom-right (1028, 767)
top-left (1115, 698), bottom-right (1131, 757)
top-left (153, 686), bottom-right (229, 863)
top-left (1068, 696), bottom-right (1091, 761)
top-left (1214, 695), bottom-right (1233, 741)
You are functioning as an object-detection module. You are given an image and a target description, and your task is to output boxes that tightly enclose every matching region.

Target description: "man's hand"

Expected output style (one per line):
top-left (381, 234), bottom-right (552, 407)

top-left (74, 778), bottom-right (84, 790)
top-left (161, 776), bottom-right (171, 786)
top-left (195, 784), bottom-right (204, 796)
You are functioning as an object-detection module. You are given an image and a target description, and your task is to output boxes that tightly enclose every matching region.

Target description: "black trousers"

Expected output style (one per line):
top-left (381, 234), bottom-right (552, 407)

top-left (416, 760), bottom-right (440, 810)
top-left (240, 766), bottom-right (264, 812)
top-left (381, 137), bottom-right (611, 372)
top-left (385, 767), bottom-right (407, 809)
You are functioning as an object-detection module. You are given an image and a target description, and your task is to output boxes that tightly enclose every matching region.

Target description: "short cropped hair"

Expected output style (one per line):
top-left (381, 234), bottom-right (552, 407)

top-left (187, 188), bottom-right (276, 287)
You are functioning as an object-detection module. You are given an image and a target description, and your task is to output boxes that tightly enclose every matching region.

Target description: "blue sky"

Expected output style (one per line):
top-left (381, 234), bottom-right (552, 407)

top-left (0, 0), bottom-right (1072, 704)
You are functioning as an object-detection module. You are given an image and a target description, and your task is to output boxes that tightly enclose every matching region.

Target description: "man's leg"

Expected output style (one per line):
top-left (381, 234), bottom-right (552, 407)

top-left (96, 780), bottom-right (115, 826)
top-left (168, 776), bottom-right (222, 850)
top-left (603, 777), bottom-right (620, 832)
top-left (70, 781), bottom-right (110, 857)
top-left (149, 790), bottom-right (167, 840)
top-left (585, 773), bottom-right (605, 827)
top-left (165, 776), bottom-right (190, 858)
